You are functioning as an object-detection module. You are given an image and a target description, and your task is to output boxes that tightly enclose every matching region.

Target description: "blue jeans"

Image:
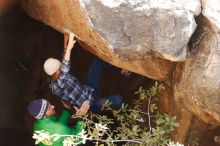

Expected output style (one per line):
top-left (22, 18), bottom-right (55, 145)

top-left (86, 57), bottom-right (123, 113)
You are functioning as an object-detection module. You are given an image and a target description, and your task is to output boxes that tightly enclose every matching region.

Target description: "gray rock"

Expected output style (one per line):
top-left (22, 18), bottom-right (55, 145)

top-left (202, 0), bottom-right (220, 32)
top-left (82, 0), bottom-right (200, 61)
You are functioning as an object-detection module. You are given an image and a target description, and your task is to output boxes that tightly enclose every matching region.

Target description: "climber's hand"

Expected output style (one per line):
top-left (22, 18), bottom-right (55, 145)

top-left (74, 100), bottom-right (90, 116)
top-left (67, 33), bottom-right (76, 51)
top-left (64, 33), bottom-right (69, 49)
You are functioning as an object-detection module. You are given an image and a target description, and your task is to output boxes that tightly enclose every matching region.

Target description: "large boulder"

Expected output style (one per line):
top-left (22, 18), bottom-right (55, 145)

top-left (80, 0), bottom-right (200, 61)
top-left (21, 0), bottom-right (201, 80)
top-left (202, 0), bottom-right (220, 32)
top-left (173, 26), bottom-right (220, 125)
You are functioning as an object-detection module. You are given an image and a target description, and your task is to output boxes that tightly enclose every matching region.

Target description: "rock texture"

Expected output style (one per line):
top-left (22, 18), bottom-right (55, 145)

top-left (173, 1), bottom-right (220, 125)
top-left (202, 0), bottom-right (220, 32)
top-left (82, 0), bottom-right (200, 61)
top-left (173, 26), bottom-right (220, 125)
top-left (21, 0), bottom-right (201, 80)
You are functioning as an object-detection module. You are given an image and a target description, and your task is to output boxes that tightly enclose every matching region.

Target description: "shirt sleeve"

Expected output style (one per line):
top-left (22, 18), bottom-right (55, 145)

top-left (57, 109), bottom-right (71, 124)
top-left (62, 48), bottom-right (66, 58)
top-left (51, 59), bottom-right (71, 90)
top-left (38, 142), bottom-right (46, 146)
top-left (58, 48), bottom-right (71, 78)
top-left (60, 58), bottom-right (71, 75)
top-left (73, 120), bottom-right (85, 135)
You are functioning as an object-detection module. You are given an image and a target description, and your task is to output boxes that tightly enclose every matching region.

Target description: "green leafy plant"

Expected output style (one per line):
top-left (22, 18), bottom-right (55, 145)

top-left (33, 82), bottom-right (181, 146)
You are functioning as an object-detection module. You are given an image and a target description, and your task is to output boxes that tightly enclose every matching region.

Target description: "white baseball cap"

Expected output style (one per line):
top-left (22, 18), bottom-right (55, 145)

top-left (43, 58), bottom-right (61, 76)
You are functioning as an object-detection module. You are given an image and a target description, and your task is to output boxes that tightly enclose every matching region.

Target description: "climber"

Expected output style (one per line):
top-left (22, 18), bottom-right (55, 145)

top-left (27, 99), bottom-right (85, 146)
top-left (43, 33), bottom-right (124, 115)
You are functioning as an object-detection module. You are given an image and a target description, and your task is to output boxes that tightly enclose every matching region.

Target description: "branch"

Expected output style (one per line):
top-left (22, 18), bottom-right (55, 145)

top-left (147, 97), bottom-right (152, 133)
top-left (92, 139), bottom-right (142, 144)
top-left (51, 134), bottom-right (142, 144)
top-left (128, 109), bottom-right (149, 115)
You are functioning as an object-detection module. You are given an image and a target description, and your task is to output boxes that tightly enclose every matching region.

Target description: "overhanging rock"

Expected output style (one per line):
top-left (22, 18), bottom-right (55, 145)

top-left (21, 0), bottom-right (201, 80)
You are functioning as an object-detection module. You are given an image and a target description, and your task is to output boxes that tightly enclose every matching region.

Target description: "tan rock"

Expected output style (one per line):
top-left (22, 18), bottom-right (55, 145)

top-left (21, 0), bottom-right (201, 80)
top-left (173, 27), bottom-right (220, 125)
top-left (158, 84), bottom-right (193, 143)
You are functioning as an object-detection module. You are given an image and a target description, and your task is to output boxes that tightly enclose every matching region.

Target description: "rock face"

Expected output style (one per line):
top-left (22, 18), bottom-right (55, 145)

top-left (173, 27), bottom-right (220, 125)
top-left (21, 0), bottom-right (201, 80)
top-left (202, 0), bottom-right (220, 32)
top-left (173, 1), bottom-right (220, 125)
top-left (81, 0), bottom-right (200, 61)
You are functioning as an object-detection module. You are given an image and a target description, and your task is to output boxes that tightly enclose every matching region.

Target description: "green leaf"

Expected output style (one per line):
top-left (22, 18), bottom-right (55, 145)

top-left (150, 103), bottom-right (158, 113)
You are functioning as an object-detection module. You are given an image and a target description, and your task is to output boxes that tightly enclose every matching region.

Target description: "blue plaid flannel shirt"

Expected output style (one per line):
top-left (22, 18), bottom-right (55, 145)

top-left (49, 58), bottom-right (95, 108)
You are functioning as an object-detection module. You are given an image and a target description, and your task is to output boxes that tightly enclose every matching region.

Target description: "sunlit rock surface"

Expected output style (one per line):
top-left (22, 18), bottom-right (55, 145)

top-left (81, 0), bottom-right (200, 61)
top-left (21, 0), bottom-right (201, 80)
top-left (202, 0), bottom-right (220, 32)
